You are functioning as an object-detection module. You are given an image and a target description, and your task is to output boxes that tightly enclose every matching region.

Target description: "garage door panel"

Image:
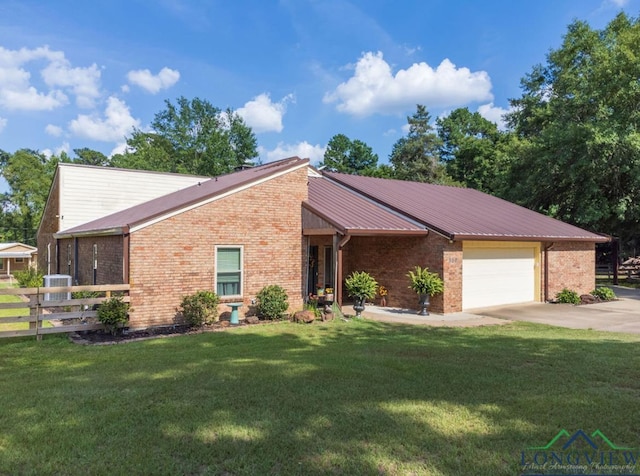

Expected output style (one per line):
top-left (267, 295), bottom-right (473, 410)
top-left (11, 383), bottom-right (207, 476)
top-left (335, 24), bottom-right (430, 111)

top-left (463, 247), bottom-right (535, 310)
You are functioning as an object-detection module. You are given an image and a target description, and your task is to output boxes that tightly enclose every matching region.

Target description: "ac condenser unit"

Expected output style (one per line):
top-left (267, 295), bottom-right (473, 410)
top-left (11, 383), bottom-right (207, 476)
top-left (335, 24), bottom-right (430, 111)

top-left (43, 274), bottom-right (72, 301)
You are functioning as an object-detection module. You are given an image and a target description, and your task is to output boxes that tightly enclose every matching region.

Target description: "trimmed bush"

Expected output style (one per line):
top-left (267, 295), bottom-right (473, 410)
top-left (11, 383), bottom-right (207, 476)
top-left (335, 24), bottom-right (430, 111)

top-left (97, 296), bottom-right (130, 335)
top-left (591, 287), bottom-right (616, 301)
top-left (256, 285), bottom-right (289, 320)
top-left (555, 288), bottom-right (581, 304)
top-left (14, 267), bottom-right (44, 288)
top-left (181, 291), bottom-right (220, 327)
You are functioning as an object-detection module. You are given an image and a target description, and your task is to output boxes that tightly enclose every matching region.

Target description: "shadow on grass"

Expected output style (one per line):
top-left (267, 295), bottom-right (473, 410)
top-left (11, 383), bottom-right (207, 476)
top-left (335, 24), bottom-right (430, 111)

top-left (1, 320), bottom-right (639, 475)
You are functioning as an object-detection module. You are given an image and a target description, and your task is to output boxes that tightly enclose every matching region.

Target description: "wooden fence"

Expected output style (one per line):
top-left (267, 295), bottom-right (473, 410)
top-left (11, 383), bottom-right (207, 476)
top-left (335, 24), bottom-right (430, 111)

top-left (0, 284), bottom-right (130, 340)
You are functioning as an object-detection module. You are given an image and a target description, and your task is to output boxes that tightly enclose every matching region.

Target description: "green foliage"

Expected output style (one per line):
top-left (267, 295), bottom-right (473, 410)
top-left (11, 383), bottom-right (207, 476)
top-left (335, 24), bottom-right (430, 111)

top-left (180, 290), bottom-right (220, 327)
top-left (389, 105), bottom-right (453, 184)
top-left (591, 286), bottom-right (616, 301)
top-left (304, 302), bottom-right (322, 319)
top-left (321, 134), bottom-right (379, 175)
top-left (344, 271), bottom-right (378, 301)
top-left (506, 13), bottom-right (640, 243)
top-left (436, 107), bottom-right (512, 194)
top-left (555, 288), bottom-right (581, 304)
top-left (96, 296), bottom-right (130, 335)
top-left (407, 266), bottom-right (444, 296)
top-left (13, 267), bottom-right (44, 288)
top-left (112, 97), bottom-right (258, 177)
top-left (256, 285), bottom-right (289, 320)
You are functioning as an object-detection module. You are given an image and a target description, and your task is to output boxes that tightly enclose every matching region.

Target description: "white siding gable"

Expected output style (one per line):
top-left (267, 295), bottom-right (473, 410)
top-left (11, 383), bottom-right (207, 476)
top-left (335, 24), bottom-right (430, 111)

top-left (58, 164), bottom-right (205, 231)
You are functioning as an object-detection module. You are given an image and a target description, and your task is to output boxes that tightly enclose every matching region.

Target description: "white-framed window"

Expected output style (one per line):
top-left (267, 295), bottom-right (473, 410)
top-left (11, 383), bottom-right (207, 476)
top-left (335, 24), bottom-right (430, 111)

top-left (215, 246), bottom-right (243, 297)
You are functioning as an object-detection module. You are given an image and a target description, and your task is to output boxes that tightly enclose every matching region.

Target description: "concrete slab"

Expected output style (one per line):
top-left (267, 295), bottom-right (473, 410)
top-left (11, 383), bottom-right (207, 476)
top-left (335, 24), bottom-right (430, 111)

top-left (340, 286), bottom-right (640, 333)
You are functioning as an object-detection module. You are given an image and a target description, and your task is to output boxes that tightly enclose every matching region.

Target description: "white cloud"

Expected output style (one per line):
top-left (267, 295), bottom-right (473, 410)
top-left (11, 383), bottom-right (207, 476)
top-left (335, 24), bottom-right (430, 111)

top-left (324, 51), bottom-right (493, 116)
top-left (42, 142), bottom-right (69, 159)
top-left (110, 141), bottom-right (128, 156)
top-left (0, 45), bottom-right (100, 110)
top-left (0, 117), bottom-right (6, 133)
top-left (127, 67), bottom-right (180, 94)
top-left (68, 96), bottom-right (140, 142)
top-left (237, 93), bottom-right (294, 133)
top-left (609, 0), bottom-right (629, 6)
top-left (260, 141), bottom-right (326, 164)
top-left (477, 102), bottom-right (511, 130)
top-left (45, 124), bottom-right (63, 137)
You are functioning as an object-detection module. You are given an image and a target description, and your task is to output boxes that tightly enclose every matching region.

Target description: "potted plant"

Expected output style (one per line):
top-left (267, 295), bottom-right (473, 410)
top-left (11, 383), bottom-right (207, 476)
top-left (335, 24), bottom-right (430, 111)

top-left (378, 285), bottom-right (388, 307)
top-left (344, 271), bottom-right (378, 317)
top-left (407, 266), bottom-right (444, 316)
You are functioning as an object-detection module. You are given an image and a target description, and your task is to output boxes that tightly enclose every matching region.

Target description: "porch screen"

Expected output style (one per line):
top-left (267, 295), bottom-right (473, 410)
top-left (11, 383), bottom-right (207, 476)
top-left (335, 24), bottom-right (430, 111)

top-left (216, 247), bottom-right (242, 296)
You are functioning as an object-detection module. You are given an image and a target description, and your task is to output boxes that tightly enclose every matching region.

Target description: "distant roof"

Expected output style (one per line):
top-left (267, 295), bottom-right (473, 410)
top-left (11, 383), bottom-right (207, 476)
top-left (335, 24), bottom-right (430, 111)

top-left (304, 177), bottom-right (426, 235)
top-left (0, 242), bottom-right (38, 258)
top-left (55, 157), bottom-right (308, 238)
top-left (324, 172), bottom-right (608, 242)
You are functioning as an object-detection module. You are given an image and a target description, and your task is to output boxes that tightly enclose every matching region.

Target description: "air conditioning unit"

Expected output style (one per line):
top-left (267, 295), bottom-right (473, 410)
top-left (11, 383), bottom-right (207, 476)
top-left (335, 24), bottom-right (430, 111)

top-left (43, 274), bottom-right (72, 301)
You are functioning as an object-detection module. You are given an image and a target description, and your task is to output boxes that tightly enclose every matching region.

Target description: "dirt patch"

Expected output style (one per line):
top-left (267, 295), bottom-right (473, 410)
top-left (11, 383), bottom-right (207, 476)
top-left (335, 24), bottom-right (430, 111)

top-left (69, 319), bottom-right (277, 345)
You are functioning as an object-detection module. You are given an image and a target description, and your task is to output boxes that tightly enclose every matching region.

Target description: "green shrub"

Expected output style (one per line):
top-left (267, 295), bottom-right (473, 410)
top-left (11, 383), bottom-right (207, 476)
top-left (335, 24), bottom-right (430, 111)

top-left (304, 302), bottom-right (322, 319)
top-left (344, 271), bottom-right (378, 301)
top-left (257, 285), bottom-right (289, 320)
top-left (591, 287), bottom-right (616, 301)
top-left (97, 296), bottom-right (130, 335)
top-left (555, 288), bottom-right (580, 304)
top-left (180, 291), bottom-right (220, 327)
top-left (407, 266), bottom-right (444, 296)
top-left (14, 267), bottom-right (44, 288)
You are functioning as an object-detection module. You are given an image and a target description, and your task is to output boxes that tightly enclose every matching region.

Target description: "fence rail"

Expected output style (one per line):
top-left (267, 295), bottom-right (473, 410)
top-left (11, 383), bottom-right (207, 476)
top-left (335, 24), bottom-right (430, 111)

top-left (0, 284), bottom-right (130, 340)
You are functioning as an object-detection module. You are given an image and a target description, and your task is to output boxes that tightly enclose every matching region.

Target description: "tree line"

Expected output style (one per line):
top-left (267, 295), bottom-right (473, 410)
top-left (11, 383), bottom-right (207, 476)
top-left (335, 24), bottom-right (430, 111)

top-left (2, 13), bottom-right (639, 254)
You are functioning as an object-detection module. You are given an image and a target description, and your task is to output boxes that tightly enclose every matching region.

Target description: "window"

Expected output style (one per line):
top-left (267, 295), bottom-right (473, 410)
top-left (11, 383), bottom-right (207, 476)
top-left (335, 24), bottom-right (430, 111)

top-left (0, 259), bottom-right (3, 270)
top-left (15, 258), bottom-right (24, 263)
top-left (216, 246), bottom-right (242, 297)
top-left (324, 246), bottom-right (334, 288)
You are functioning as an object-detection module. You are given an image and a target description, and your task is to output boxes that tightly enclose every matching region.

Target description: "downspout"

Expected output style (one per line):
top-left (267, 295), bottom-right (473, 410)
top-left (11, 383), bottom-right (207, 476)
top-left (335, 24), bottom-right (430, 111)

top-left (336, 234), bottom-right (351, 306)
top-left (123, 233), bottom-right (130, 284)
top-left (73, 237), bottom-right (79, 285)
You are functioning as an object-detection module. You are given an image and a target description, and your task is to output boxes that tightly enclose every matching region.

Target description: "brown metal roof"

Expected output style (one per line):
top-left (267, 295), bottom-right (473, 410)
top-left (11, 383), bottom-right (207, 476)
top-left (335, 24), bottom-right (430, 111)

top-left (56, 157), bottom-right (308, 237)
top-left (305, 177), bottom-right (426, 235)
top-left (325, 172), bottom-right (609, 242)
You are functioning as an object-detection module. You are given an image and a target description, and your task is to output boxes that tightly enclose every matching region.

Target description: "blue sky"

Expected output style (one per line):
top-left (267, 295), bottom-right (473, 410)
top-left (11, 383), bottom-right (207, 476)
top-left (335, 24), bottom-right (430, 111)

top-left (0, 0), bottom-right (637, 181)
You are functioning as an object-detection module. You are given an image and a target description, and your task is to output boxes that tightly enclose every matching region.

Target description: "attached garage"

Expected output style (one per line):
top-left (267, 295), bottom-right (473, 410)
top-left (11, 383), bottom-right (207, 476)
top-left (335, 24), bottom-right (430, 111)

top-left (462, 242), bottom-right (540, 310)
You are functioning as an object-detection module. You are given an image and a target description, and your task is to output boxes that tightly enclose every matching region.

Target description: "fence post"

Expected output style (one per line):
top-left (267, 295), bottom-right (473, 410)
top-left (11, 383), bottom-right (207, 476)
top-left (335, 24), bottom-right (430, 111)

top-left (29, 289), bottom-right (41, 341)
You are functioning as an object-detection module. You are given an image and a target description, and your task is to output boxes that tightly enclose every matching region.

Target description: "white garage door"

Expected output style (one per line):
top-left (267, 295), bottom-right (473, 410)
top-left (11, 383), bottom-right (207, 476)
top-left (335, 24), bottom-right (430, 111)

top-left (463, 246), bottom-right (536, 310)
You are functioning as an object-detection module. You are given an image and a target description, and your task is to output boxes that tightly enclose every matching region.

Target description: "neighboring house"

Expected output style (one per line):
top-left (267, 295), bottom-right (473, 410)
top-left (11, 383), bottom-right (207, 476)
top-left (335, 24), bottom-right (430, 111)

top-left (0, 243), bottom-right (38, 277)
top-left (38, 157), bottom-right (608, 329)
top-left (37, 163), bottom-right (207, 275)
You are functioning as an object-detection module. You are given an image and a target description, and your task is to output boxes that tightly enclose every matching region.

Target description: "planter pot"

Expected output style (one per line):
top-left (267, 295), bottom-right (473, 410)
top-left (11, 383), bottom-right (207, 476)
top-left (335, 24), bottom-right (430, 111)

top-left (418, 294), bottom-right (430, 316)
top-left (353, 297), bottom-right (366, 317)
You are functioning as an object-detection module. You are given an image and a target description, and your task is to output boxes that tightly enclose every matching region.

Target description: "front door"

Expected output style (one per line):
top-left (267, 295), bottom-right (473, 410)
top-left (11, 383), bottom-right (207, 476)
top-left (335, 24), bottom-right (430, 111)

top-left (307, 245), bottom-right (318, 296)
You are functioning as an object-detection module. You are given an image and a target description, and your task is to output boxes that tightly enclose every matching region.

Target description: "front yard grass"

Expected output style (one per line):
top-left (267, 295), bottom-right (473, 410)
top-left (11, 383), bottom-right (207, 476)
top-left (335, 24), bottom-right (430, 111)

top-left (1, 319), bottom-right (639, 475)
top-left (0, 292), bottom-right (29, 331)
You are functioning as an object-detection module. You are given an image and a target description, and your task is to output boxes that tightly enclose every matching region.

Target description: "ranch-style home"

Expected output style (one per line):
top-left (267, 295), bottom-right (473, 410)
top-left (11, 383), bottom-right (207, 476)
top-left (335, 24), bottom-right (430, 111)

top-left (37, 157), bottom-right (608, 329)
top-left (0, 242), bottom-right (38, 277)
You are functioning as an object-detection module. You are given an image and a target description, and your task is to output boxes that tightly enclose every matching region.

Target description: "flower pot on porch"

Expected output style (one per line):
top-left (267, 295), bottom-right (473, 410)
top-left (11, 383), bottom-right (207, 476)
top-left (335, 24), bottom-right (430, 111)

top-left (353, 296), bottom-right (366, 317)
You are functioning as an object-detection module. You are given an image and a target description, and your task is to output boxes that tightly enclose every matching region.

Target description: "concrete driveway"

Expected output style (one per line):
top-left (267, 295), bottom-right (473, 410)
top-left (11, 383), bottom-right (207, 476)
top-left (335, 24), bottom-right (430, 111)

top-left (467, 285), bottom-right (640, 334)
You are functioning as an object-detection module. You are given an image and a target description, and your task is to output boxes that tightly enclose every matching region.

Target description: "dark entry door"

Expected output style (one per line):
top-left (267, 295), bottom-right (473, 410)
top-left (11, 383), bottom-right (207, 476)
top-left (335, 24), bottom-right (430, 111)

top-left (307, 245), bottom-right (318, 296)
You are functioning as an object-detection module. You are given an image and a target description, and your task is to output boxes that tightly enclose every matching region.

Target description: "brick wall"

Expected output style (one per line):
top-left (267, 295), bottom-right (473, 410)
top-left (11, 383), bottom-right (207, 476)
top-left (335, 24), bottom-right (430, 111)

top-left (60, 236), bottom-right (125, 285)
top-left (545, 241), bottom-right (596, 299)
top-left (342, 233), bottom-right (461, 314)
top-left (128, 167), bottom-right (308, 328)
top-left (37, 173), bottom-right (60, 273)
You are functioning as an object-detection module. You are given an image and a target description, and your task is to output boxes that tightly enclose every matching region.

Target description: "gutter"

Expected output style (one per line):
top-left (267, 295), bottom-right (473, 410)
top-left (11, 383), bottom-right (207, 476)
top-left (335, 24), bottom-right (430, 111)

top-left (54, 226), bottom-right (129, 239)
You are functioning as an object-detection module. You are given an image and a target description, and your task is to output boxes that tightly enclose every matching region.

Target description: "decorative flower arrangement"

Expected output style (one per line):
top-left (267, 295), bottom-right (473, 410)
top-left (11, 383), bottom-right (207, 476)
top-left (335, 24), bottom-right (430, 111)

top-left (378, 285), bottom-right (388, 307)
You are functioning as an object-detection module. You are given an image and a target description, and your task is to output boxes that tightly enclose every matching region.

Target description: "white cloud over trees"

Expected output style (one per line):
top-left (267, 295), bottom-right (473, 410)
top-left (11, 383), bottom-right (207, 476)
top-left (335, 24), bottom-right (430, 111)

top-left (126, 67), bottom-right (180, 94)
top-left (324, 51), bottom-right (493, 116)
top-left (68, 96), bottom-right (140, 142)
top-left (237, 93), bottom-right (294, 133)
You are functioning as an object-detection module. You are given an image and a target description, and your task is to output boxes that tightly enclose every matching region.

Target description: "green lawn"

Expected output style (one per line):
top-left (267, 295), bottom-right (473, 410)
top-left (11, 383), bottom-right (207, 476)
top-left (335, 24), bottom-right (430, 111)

top-left (0, 290), bottom-right (29, 331)
top-left (1, 320), bottom-right (639, 475)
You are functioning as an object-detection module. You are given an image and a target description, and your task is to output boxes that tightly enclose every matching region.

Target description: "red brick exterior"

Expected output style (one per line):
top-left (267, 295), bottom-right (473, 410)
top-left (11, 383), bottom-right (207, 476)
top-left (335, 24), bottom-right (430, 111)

top-left (545, 241), bottom-right (596, 299)
top-left (339, 234), bottom-right (461, 314)
top-left (127, 167), bottom-right (308, 328)
top-left (37, 172), bottom-right (61, 274)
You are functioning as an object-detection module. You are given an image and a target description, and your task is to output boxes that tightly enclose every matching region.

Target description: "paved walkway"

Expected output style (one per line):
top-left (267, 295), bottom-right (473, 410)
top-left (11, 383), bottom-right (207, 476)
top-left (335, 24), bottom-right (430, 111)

top-left (344, 286), bottom-right (640, 333)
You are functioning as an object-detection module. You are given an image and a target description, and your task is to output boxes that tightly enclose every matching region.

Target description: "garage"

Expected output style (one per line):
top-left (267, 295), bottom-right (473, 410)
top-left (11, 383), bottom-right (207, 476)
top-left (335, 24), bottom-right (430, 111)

top-left (462, 242), bottom-right (539, 310)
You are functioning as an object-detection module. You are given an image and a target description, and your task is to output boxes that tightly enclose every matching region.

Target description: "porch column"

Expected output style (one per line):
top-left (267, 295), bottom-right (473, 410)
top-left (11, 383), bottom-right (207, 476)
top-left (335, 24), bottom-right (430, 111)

top-left (336, 234), bottom-right (351, 306)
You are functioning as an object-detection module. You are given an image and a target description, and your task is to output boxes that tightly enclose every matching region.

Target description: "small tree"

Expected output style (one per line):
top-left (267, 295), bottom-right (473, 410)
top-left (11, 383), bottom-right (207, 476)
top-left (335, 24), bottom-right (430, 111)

top-left (180, 290), bottom-right (220, 327)
top-left (13, 267), bottom-right (44, 288)
top-left (256, 285), bottom-right (289, 320)
top-left (97, 296), bottom-right (130, 336)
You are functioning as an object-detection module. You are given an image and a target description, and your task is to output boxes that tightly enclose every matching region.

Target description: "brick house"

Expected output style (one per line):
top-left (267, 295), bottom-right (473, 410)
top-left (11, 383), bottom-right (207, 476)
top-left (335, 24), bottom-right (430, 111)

top-left (38, 157), bottom-right (608, 328)
top-left (0, 243), bottom-right (38, 277)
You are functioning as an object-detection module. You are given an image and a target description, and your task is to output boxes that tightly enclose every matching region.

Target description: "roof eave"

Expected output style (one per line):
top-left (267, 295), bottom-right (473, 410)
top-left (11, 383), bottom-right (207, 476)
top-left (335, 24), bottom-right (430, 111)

top-left (54, 227), bottom-right (128, 239)
top-left (451, 234), bottom-right (611, 243)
